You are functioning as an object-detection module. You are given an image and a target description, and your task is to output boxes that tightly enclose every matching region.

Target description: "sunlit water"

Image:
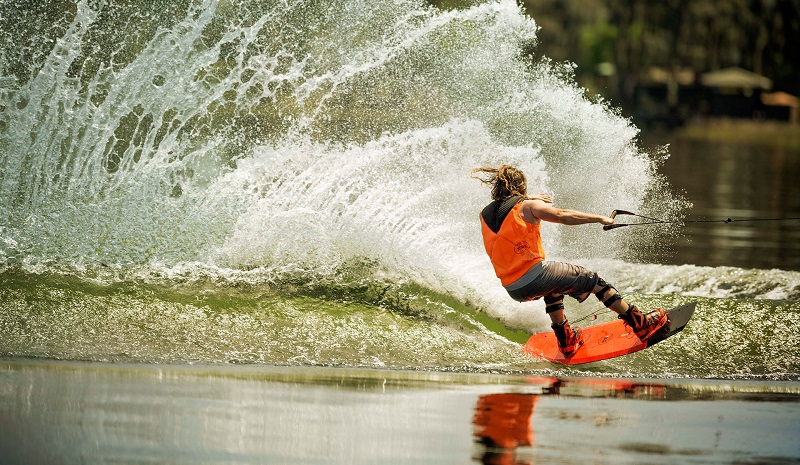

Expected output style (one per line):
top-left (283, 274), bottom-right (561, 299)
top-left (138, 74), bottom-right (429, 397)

top-left (2, 1), bottom-right (799, 462)
top-left (2, 360), bottom-right (799, 464)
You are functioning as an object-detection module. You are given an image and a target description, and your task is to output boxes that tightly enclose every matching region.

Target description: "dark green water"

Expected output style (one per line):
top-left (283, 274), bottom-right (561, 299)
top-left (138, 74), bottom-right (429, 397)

top-left (1, 265), bottom-right (798, 379)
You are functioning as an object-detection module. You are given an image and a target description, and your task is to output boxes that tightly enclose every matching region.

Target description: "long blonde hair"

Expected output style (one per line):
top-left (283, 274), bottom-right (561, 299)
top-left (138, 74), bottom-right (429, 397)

top-left (471, 165), bottom-right (527, 201)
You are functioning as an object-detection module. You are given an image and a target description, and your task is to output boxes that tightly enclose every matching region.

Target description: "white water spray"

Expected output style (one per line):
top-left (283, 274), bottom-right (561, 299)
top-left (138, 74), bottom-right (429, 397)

top-left (0, 0), bottom-right (688, 326)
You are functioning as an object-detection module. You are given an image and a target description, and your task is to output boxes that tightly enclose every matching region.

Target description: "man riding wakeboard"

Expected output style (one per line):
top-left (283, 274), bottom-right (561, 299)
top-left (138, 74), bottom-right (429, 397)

top-left (472, 165), bottom-right (668, 356)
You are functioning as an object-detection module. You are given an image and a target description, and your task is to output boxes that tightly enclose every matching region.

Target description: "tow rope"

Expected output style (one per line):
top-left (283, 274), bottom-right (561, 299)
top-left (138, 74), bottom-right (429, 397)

top-left (602, 209), bottom-right (800, 231)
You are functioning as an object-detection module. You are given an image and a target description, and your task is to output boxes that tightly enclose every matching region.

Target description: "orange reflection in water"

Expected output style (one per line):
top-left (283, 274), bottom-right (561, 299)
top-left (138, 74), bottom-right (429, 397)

top-left (471, 378), bottom-right (668, 464)
top-left (472, 393), bottom-right (537, 465)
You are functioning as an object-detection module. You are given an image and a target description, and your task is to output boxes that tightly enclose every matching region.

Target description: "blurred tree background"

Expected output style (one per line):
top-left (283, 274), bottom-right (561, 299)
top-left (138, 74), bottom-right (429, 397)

top-left (520, 0), bottom-right (799, 112)
top-left (433, 0), bottom-right (799, 128)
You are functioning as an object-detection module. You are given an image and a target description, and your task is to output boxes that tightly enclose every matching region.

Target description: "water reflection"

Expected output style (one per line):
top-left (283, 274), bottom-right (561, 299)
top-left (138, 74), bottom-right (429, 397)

top-left (471, 378), bottom-right (668, 464)
top-left (3, 360), bottom-right (800, 464)
top-left (472, 393), bottom-right (537, 463)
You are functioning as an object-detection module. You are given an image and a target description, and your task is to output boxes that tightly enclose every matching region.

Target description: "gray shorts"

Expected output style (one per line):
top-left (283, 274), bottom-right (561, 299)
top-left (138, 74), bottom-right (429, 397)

top-left (505, 261), bottom-right (598, 303)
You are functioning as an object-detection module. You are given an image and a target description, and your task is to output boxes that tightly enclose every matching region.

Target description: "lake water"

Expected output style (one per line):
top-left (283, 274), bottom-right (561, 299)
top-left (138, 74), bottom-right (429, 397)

top-left (2, 360), bottom-right (799, 465)
top-left (647, 132), bottom-right (800, 271)
top-left (1, 1), bottom-right (799, 463)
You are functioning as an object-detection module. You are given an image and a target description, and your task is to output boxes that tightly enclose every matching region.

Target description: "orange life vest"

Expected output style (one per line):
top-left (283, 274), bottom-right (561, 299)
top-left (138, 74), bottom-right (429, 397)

top-left (480, 197), bottom-right (545, 286)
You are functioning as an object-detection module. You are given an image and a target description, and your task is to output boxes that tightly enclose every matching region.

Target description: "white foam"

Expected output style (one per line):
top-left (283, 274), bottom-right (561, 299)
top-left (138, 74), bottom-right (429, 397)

top-left (0, 0), bottom-right (696, 326)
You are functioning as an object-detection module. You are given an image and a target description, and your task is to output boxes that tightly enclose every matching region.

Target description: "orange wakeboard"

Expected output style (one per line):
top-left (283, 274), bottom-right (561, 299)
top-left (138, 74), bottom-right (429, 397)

top-left (522, 302), bottom-right (696, 365)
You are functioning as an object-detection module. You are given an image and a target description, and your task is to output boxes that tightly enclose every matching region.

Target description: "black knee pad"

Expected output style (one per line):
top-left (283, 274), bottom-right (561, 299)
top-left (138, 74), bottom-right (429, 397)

top-left (595, 277), bottom-right (614, 293)
top-left (594, 277), bottom-right (622, 308)
top-left (601, 292), bottom-right (622, 308)
top-left (544, 295), bottom-right (564, 314)
top-left (544, 295), bottom-right (563, 304)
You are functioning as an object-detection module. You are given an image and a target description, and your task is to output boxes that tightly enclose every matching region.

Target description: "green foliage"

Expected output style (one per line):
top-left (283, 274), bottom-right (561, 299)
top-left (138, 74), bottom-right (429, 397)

top-left (579, 22), bottom-right (618, 66)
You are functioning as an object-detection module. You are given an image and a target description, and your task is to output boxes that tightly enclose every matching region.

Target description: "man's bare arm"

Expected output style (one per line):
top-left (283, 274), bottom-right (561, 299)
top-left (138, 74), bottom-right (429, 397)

top-left (520, 199), bottom-right (613, 226)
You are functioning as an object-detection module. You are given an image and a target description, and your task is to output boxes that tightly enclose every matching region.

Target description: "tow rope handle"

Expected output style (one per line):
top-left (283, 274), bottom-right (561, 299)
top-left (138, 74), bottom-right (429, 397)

top-left (602, 210), bottom-right (635, 231)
